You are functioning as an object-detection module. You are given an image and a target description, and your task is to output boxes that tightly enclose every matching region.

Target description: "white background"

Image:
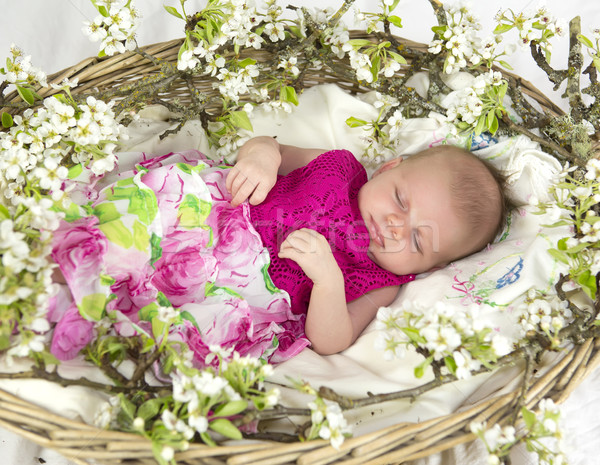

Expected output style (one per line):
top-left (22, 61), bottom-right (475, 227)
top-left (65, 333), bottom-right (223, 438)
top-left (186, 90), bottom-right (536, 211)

top-left (1, 1), bottom-right (600, 464)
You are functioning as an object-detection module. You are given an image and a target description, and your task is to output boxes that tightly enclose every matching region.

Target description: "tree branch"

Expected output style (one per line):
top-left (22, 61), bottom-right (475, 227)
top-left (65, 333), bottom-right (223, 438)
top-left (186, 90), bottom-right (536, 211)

top-left (564, 16), bottom-right (586, 123)
top-left (501, 113), bottom-right (585, 166)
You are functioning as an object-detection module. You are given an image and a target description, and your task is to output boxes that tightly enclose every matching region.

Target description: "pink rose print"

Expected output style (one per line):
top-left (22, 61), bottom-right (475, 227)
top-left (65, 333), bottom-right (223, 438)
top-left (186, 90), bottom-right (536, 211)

top-left (51, 216), bottom-right (107, 302)
top-left (209, 203), bottom-right (263, 271)
top-left (151, 233), bottom-right (217, 307)
top-left (50, 303), bottom-right (95, 361)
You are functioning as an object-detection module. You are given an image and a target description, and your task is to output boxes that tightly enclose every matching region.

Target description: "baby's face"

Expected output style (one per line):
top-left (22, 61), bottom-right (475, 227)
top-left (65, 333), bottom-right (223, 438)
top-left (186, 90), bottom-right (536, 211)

top-left (357, 155), bottom-right (473, 275)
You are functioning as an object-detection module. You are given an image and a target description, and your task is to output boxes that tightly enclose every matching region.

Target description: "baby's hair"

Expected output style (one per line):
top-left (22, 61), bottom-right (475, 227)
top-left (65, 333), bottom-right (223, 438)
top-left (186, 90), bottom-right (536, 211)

top-left (406, 145), bottom-right (513, 256)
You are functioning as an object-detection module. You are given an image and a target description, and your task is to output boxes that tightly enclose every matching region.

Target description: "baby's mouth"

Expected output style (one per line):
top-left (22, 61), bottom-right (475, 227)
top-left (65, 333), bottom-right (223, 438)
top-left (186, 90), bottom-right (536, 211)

top-left (368, 216), bottom-right (385, 248)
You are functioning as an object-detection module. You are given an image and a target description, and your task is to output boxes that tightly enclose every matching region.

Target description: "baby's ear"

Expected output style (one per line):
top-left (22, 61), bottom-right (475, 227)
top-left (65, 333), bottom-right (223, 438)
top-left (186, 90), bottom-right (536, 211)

top-left (373, 156), bottom-right (403, 176)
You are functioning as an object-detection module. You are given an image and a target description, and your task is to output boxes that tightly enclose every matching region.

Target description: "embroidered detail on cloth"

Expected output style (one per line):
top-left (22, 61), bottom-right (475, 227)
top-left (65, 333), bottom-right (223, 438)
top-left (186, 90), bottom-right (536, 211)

top-left (249, 150), bottom-right (414, 314)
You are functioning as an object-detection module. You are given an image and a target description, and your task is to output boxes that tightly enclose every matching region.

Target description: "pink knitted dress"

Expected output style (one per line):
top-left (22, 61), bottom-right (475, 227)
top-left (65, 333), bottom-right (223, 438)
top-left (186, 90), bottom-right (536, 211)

top-left (249, 149), bottom-right (415, 314)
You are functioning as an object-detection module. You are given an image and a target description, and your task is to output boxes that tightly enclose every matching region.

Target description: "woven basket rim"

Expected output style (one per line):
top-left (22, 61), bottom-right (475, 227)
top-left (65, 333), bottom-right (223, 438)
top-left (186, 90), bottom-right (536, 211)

top-left (1, 32), bottom-right (599, 465)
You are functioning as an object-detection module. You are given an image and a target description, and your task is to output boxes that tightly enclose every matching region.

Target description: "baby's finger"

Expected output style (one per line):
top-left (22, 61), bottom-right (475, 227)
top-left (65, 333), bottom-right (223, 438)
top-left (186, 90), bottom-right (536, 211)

top-left (248, 180), bottom-right (273, 205)
top-left (225, 166), bottom-right (241, 193)
top-left (277, 244), bottom-right (304, 263)
top-left (231, 179), bottom-right (258, 206)
top-left (281, 229), bottom-right (317, 253)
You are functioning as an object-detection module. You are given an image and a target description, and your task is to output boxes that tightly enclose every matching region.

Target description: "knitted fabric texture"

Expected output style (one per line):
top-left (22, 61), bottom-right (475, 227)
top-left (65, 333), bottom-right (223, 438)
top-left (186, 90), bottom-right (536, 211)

top-left (249, 149), bottom-right (414, 314)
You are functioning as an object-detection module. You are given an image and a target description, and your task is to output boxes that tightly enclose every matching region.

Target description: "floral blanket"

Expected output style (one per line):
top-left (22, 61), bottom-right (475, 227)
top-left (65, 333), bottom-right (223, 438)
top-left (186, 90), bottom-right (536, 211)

top-left (49, 150), bottom-right (309, 365)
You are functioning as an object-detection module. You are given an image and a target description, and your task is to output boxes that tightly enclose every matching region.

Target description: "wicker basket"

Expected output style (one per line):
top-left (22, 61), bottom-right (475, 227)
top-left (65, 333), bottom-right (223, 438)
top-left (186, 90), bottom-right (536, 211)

top-left (1, 33), bottom-right (599, 465)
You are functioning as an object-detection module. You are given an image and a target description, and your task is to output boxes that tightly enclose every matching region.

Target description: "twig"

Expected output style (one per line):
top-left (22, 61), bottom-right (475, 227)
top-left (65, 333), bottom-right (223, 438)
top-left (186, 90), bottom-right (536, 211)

top-left (0, 366), bottom-right (164, 394)
top-left (529, 42), bottom-right (568, 91)
top-left (564, 17), bottom-right (586, 123)
top-left (510, 347), bottom-right (535, 424)
top-left (125, 349), bottom-right (163, 389)
top-left (501, 113), bottom-right (585, 166)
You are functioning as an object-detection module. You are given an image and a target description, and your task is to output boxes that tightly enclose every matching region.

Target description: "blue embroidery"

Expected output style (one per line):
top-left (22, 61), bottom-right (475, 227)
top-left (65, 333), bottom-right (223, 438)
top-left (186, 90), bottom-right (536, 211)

top-left (471, 132), bottom-right (498, 151)
top-left (496, 257), bottom-right (523, 289)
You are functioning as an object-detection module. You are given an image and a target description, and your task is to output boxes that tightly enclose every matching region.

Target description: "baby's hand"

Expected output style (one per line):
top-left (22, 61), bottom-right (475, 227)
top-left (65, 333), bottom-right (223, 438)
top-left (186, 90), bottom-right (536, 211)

top-left (226, 138), bottom-right (280, 206)
top-left (278, 228), bottom-right (342, 285)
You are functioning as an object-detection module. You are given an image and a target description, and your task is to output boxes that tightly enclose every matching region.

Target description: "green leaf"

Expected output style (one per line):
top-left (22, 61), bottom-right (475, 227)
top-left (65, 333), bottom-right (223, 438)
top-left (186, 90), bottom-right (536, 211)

top-left (280, 86), bottom-right (299, 106)
top-left (577, 270), bottom-right (597, 299)
top-left (67, 163), bottom-right (83, 180)
top-left (486, 110), bottom-right (495, 129)
top-left (565, 241), bottom-right (591, 254)
top-left (39, 350), bottom-right (60, 367)
top-left (97, 5), bottom-right (109, 17)
top-left (119, 395), bottom-right (137, 421)
top-left (370, 54), bottom-right (381, 82)
top-left (345, 116), bottom-right (368, 128)
top-left (387, 15), bottom-right (403, 28)
top-left (388, 51), bottom-right (407, 64)
top-left (229, 110), bottom-right (254, 131)
top-left (547, 248), bottom-right (569, 265)
top-left (164, 5), bottom-right (184, 19)
top-left (0, 204), bottom-right (10, 220)
top-left (289, 25), bottom-right (302, 38)
top-left (494, 23), bottom-right (514, 34)
top-left (209, 418), bottom-right (243, 439)
top-left (488, 113), bottom-right (499, 135)
top-left (444, 356), bottom-right (457, 375)
top-left (214, 400), bottom-right (248, 417)
top-left (577, 34), bottom-right (594, 48)
top-left (344, 39), bottom-right (374, 49)
top-left (521, 407), bottom-right (537, 430)
top-left (414, 356), bottom-right (433, 378)
top-left (200, 431), bottom-right (217, 447)
top-left (389, 0), bottom-right (401, 11)
top-left (16, 85), bottom-right (35, 105)
top-left (431, 25), bottom-right (446, 37)
top-left (498, 60), bottom-right (514, 70)
top-left (1, 112), bottom-right (13, 128)
top-left (137, 398), bottom-right (165, 421)
top-left (401, 327), bottom-right (426, 344)
top-left (474, 115), bottom-right (486, 135)
top-left (238, 57), bottom-right (257, 68)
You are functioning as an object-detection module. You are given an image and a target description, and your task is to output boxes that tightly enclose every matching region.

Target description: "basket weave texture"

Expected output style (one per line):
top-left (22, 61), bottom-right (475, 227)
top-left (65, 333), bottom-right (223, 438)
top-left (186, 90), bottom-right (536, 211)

top-left (1, 33), bottom-right (599, 465)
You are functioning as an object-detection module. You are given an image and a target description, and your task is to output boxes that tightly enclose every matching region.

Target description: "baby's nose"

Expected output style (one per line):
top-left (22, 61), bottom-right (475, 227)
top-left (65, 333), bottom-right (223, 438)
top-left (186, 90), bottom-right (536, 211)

top-left (385, 214), bottom-right (406, 240)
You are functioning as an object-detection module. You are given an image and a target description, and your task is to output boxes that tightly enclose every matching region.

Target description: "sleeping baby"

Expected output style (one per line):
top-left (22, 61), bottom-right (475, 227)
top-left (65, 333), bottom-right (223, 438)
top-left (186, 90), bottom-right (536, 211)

top-left (49, 136), bottom-right (510, 363)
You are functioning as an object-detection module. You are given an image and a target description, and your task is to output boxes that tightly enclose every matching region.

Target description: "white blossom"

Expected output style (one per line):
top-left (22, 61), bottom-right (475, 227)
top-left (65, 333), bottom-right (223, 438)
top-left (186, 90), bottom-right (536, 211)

top-left (82, 1), bottom-right (139, 56)
top-left (264, 22), bottom-right (286, 42)
top-left (188, 414), bottom-right (208, 434)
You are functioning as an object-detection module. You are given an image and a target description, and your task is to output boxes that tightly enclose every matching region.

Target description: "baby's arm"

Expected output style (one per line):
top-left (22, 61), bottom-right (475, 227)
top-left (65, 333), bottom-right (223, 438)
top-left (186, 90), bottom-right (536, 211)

top-left (226, 136), bottom-right (326, 206)
top-left (279, 228), bottom-right (399, 354)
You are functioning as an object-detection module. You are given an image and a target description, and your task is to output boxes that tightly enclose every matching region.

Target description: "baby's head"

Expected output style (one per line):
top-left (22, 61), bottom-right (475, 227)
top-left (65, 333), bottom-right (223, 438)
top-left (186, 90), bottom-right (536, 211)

top-left (357, 145), bottom-right (510, 275)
